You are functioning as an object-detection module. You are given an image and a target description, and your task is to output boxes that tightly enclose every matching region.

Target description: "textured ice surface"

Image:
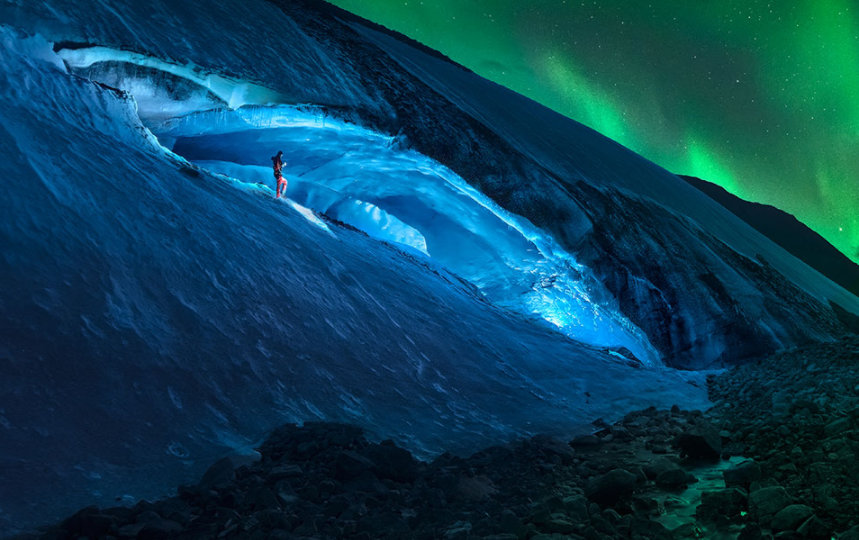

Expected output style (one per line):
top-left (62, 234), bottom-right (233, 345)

top-left (149, 105), bottom-right (660, 365)
top-left (0, 28), bottom-right (708, 533)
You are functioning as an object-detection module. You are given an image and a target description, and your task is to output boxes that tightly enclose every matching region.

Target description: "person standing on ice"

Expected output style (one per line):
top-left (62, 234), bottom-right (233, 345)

top-left (272, 150), bottom-right (287, 198)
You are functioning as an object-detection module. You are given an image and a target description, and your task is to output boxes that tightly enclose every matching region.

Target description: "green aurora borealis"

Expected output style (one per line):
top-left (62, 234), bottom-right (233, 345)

top-left (330, 0), bottom-right (859, 264)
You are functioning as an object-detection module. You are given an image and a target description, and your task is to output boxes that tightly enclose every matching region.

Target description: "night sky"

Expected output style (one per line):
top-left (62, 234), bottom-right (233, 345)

top-left (330, 0), bottom-right (859, 264)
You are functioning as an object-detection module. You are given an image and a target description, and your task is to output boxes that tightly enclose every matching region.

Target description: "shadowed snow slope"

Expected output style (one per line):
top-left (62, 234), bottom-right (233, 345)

top-left (0, 0), bottom-right (857, 534)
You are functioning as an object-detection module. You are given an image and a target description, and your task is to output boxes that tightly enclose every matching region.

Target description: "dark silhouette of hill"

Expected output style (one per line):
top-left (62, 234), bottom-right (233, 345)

top-left (680, 175), bottom-right (859, 297)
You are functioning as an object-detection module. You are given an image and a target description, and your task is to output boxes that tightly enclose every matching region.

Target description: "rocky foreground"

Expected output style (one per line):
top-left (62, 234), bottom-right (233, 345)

top-left (26, 336), bottom-right (859, 539)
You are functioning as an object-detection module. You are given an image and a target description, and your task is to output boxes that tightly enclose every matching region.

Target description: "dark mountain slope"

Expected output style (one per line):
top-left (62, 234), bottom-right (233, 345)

top-left (681, 175), bottom-right (859, 297)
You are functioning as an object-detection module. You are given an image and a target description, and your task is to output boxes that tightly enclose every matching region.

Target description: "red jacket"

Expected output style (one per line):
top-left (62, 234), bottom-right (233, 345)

top-left (272, 154), bottom-right (284, 178)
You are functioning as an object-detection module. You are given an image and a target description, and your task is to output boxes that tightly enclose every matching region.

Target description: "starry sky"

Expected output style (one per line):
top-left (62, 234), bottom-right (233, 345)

top-left (329, 0), bottom-right (859, 264)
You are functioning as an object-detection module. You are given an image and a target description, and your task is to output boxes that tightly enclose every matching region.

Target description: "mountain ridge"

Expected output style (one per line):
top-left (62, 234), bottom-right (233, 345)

top-left (680, 174), bottom-right (859, 298)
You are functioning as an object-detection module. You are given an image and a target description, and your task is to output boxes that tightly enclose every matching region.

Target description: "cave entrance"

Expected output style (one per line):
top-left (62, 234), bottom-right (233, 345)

top-left (58, 48), bottom-right (660, 365)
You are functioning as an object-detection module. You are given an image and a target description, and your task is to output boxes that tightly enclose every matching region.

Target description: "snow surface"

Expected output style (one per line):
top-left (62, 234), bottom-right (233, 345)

top-left (0, 27), bottom-right (709, 533)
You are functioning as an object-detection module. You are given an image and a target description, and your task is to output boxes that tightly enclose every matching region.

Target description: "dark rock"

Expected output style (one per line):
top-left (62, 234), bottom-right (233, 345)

top-left (631, 495), bottom-right (659, 516)
top-left (723, 460), bottom-right (762, 488)
top-left (696, 488), bottom-right (747, 523)
top-left (443, 520), bottom-right (472, 539)
top-left (137, 518), bottom-right (184, 540)
top-left (675, 422), bottom-right (722, 460)
top-left (562, 495), bottom-right (589, 519)
top-left (840, 524), bottom-right (859, 540)
top-left (629, 517), bottom-right (671, 539)
top-left (737, 523), bottom-right (763, 540)
top-left (118, 522), bottom-right (148, 537)
top-left (317, 422), bottom-right (366, 448)
top-left (323, 494), bottom-right (351, 517)
top-left (585, 469), bottom-right (637, 506)
top-left (61, 507), bottom-right (118, 538)
top-left (366, 442), bottom-right (419, 483)
top-left (570, 434), bottom-right (601, 447)
top-left (771, 504), bottom-right (813, 531)
top-left (456, 475), bottom-right (497, 501)
top-left (269, 464), bottom-right (303, 480)
top-left (824, 417), bottom-right (850, 437)
top-left (642, 457), bottom-right (681, 480)
top-left (542, 518), bottom-right (577, 534)
top-left (243, 485), bottom-right (279, 511)
top-left (255, 508), bottom-right (292, 530)
top-left (790, 399), bottom-right (820, 414)
top-left (531, 434), bottom-right (576, 462)
top-left (655, 467), bottom-right (688, 489)
top-left (671, 523), bottom-right (702, 539)
top-left (796, 514), bottom-right (830, 540)
top-left (345, 470), bottom-right (387, 495)
top-left (749, 486), bottom-right (791, 525)
top-left (334, 450), bottom-right (375, 481)
top-left (528, 504), bottom-right (552, 526)
top-left (198, 457), bottom-right (237, 491)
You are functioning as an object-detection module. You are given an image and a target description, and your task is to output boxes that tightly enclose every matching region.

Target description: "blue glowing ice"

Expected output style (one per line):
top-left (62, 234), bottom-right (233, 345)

top-left (153, 105), bottom-right (661, 365)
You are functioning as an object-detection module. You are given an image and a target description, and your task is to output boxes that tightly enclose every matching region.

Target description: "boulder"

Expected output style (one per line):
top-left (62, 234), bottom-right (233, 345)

top-left (655, 467), bottom-right (688, 489)
top-left (629, 517), bottom-right (671, 539)
top-left (456, 475), bottom-right (498, 501)
top-left (334, 450), bottom-right (375, 481)
top-left (570, 434), bottom-right (601, 447)
top-left (197, 457), bottom-right (237, 491)
top-left (771, 504), bottom-right (813, 531)
top-left (796, 514), bottom-right (830, 540)
top-left (61, 507), bottom-right (119, 538)
top-left (562, 495), bottom-right (589, 520)
top-left (675, 422), bottom-right (722, 460)
top-left (531, 434), bottom-right (576, 462)
top-left (723, 460), bottom-right (762, 489)
top-left (749, 486), bottom-right (791, 525)
top-left (586, 469), bottom-right (637, 506)
top-left (542, 518), bottom-right (577, 534)
top-left (737, 523), bottom-right (763, 540)
top-left (824, 417), bottom-right (851, 437)
top-left (366, 441), bottom-right (419, 483)
top-left (697, 488), bottom-right (747, 523)
top-left (136, 518), bottom-right (184, 540)
top-left (643, 457), bottom-right (682, 480)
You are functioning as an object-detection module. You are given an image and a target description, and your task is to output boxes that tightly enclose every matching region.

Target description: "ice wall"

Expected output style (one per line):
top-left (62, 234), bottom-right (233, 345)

top-left (151, 104), bottom-right (661, 365)
top-left (55, 44), bottom-right (663, 364)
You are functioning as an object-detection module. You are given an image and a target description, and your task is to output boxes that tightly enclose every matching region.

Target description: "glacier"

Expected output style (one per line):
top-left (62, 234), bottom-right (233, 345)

top-left (0, 27), bottom-right (705, 533)
top-left (1, 0), bottom-right (858, 534)
top-left (59, 39), bottom-right (660, 363)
